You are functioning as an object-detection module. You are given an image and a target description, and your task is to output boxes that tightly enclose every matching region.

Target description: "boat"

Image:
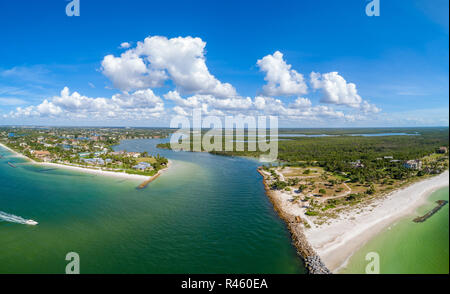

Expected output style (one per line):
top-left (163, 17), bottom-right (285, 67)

top-left (7, 162), bottom-right (17, 168)
top-left (25, 219), bottom-right (38, 226)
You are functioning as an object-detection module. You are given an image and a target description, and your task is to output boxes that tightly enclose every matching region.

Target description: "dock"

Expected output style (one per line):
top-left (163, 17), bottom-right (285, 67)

top-left (413, 200), bottom-right (448, 223)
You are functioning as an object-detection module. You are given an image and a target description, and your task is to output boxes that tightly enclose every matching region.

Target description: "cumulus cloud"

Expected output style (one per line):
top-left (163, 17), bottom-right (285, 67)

top-left (164, 90), bottom-right (253, 115)
top-left (310, 71), bottom-right (362, 106)
top-left (163, 91), bottom-right (355, 122)
top-left (257, 51), bottom-right (308, 97)
top-left (102, 36), bottom-right (237, 98)
top-left (7, 36), bottom-right (381, 124)
top-left (8, 87), bottom-right (164, 120)
top-left (288, 97), bottom-right (312, 109)
top-left (120, 42), bottom-right (131, 49)
top-left (101, 50), bottom-right (167, 92)
top-left (310, 71), bottom-right (380, 113)
top-left (360, 100), bottom-right (381, 114)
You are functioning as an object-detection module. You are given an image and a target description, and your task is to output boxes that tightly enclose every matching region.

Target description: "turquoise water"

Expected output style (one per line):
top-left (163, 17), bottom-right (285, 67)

top-left (1, 138), bottom-right (447, 274)
top-left (341, 186), bottom-right (449, 274)
top-left (0, 139), bottom-right (304, 273)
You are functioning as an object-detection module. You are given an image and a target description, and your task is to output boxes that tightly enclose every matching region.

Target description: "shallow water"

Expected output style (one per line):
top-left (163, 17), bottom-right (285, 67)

top-left (341, 186), bottom-right (449, 274)
top-left (0, 139), bottom-right (304, 273)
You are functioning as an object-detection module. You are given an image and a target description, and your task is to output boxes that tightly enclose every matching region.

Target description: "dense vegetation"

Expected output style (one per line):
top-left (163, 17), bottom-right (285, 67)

top-left (158, 127), bottom-right (449, 185)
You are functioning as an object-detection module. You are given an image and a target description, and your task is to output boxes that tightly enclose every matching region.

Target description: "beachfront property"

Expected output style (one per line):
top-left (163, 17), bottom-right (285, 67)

top-left (403, 160), bottom-right (423, 170)
top-left (81, 158), bottom-right (109, 166)
top-left (132, 162), bottom-right (154, 171)
top-left (0, 127), bottom-right (170, 176)
top-left (30, 150), bottom-right (51, 161)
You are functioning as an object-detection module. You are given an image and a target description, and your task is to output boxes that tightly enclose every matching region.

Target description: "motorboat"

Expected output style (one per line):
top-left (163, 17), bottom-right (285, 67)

top-left (25, 219), bottom-right (38, 225)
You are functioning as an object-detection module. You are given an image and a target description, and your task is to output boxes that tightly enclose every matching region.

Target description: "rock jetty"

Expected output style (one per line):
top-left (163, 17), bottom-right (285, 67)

top-left (257, 168), bottom-right (332, 274)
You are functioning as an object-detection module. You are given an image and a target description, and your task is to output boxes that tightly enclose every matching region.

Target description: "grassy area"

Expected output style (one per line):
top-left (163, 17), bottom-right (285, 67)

top-left (136, 157), bottom-right (157, 164)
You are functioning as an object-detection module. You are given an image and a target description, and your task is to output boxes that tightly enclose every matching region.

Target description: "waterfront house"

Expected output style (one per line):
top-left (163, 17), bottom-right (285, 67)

top-left (31, 150), bottom-right (51, 160)
top-left (132, 162), bottom-right (153, 171)
top-left (403, 160), bottom-right (423, 170)
top-left (82, 158), bottom-right (105, 166)
top-left (437, 147), bottom-right (448, 154)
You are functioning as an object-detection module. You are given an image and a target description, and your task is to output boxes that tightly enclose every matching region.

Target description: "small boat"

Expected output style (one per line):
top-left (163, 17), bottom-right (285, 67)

top-left (7, 162), bottom-right (17, 168)
top-left (25, 219), bottom-right (38, 226)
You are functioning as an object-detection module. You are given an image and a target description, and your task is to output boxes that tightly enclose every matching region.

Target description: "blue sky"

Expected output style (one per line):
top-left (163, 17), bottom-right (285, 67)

top-left (0, 0), bottom-right (448, 127)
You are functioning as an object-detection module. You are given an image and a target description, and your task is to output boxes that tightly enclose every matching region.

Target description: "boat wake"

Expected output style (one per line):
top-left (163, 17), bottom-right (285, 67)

top-left (0, 211), bottom-right (38, 225)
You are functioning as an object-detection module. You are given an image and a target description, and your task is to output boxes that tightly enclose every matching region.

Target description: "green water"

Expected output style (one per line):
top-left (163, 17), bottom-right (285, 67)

top-left (0, 139), bottom-right (304, 273)
top-left (341, 186), bottom-right (449, 274)
top-left (1, 139), bottom-right (448, 274)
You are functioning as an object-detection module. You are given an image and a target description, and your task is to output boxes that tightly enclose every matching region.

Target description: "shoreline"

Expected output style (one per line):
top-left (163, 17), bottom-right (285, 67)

top-left (0, 142), bottom-right (171, 185)
top-left (309, 170), bottom-right (449, 273)
top-left (258, 167), bottom-right (449, 273)
top-left (0, 142), bottom-right (33, 162)
top-left (257, 168), bottom-right (331, 274)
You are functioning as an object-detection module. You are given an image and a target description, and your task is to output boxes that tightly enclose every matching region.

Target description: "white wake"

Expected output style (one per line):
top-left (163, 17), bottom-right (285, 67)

top-left (0, 211), bottom-right (37, 225)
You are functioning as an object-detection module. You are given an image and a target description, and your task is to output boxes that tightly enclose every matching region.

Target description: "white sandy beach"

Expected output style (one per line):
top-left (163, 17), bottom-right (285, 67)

top-left (303, 170), bottom-right (449, 273)
top-left (0, 142), bottom-right (32, 161)
top-left (38, 162), bottom-right (151, 181)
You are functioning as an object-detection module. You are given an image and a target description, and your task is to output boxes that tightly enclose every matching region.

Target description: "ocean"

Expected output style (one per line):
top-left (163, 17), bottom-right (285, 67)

top-left (1, 138), bottom-right (447, 274)
top-left (341, 186), bottom-right (449, 274)
top-left (0, 139), bottom-right (303, 273)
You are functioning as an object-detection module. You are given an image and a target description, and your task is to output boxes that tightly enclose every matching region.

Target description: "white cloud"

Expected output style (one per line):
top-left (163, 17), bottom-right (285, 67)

top-left (257, 51), bottom-right (308, 97)
top-left (5, 36), bottom-right (383, 125)
top-left (310, 71), bottom-right (362, 106)
top-left (164, 90), bottom-right (252, 115)
top-left (310, 71), bottom-right (380, 113)
top-left (288, 97), bottom-right (312, 109)
top-left (8, 87), bottom-right (164, 120)
top-left (253, 96), bottom-right (350, 121)
top-left (120, 42), bottom-right (131, 49)
top-left (102, 36), bottom-right (237, 98)
top-left (360, 100), bottom-right (381, 114)
top-left (173, 106), bottom-right (189, 116)
top-left (101, 50), bottom-right (167, 92)
top-left (164, 91), bottom-right (356, 122)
